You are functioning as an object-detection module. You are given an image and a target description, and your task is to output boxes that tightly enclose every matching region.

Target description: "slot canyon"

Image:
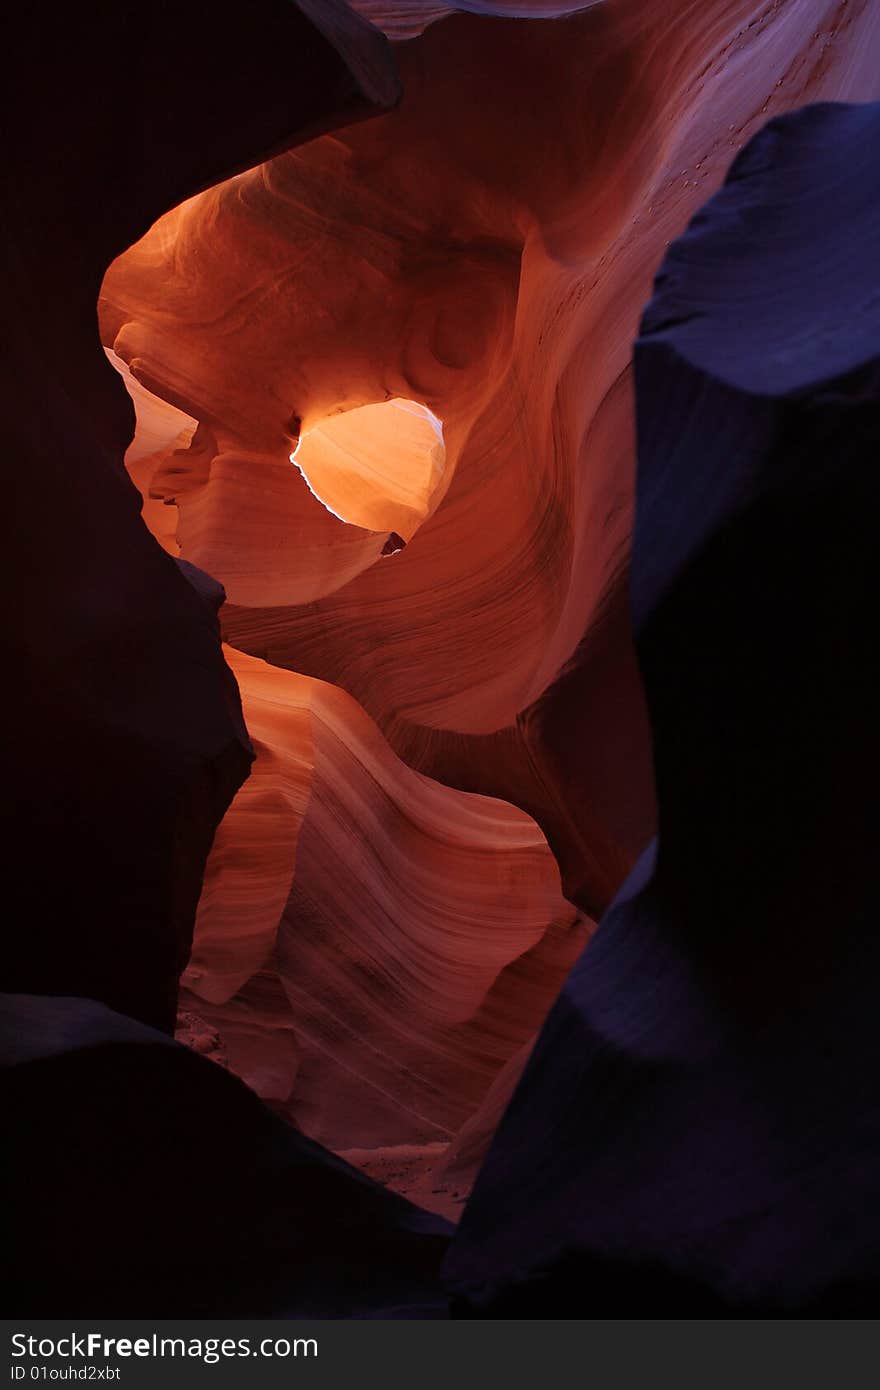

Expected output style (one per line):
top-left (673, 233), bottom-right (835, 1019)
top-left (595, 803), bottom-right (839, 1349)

top-left (4, 0), bottom-right (880, 1318)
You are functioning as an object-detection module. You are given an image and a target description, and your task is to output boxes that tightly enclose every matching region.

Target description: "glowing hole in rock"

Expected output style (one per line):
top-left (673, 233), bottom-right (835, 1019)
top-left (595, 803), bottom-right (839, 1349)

top-left (290, 398), bottom-right (446, 545)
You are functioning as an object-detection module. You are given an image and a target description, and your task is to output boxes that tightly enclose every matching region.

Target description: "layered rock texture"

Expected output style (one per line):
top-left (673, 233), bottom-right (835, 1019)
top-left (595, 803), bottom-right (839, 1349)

top-left (180, 646), bottom-right (588, 1170)
top-left (5, 0), bottom-right (880, 1319)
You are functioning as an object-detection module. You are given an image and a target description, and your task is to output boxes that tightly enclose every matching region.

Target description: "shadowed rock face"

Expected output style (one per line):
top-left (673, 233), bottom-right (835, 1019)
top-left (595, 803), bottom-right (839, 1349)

top-left (3, 994), bottom-right (450, 1318)
top-left (444, 99), bottom-right (880, 1316)
top-left (0, 0), bottom-right (397, 1032)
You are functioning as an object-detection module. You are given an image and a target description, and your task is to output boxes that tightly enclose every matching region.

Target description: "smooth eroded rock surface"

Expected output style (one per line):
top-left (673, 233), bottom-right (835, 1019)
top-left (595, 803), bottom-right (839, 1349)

top-left (180, 647), bottom-right (590, 1173)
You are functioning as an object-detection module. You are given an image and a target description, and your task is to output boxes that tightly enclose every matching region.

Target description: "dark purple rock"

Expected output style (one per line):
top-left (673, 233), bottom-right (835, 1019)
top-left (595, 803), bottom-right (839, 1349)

top-left (445, 101), bottom-right (880, 1316)
top-left (2, 994), bottom-right (449, 1316)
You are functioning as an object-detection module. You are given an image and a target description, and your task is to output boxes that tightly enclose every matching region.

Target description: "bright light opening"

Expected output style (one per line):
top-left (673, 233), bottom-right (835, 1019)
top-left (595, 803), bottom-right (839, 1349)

top-left (290, 398), bottom-right (446, 544)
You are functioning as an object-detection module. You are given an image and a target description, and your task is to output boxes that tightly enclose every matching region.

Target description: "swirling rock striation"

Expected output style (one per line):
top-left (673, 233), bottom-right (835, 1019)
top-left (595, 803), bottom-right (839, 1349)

top-left (179, 648), bottom-right (590, 1165)
top-left (445, 99), bottom-right (880, 1316)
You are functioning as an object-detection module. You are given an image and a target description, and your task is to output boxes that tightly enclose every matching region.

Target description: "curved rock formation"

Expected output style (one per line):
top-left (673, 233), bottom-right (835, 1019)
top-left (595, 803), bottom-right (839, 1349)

top-left (8, 0), bottom-right (880, 1321)
top-left (180, 647), bottom-right (590, 1162)
top-left (108, 350), bottom-right (198, 556)
top-left (349, 0), bottom-right (601, 42)
top-left (445, 98), bottom-right (880, 1316)
top-left (94, 0), bottom-right (880, 1226)
top-left (101, 0), bottom-right (880, 920)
